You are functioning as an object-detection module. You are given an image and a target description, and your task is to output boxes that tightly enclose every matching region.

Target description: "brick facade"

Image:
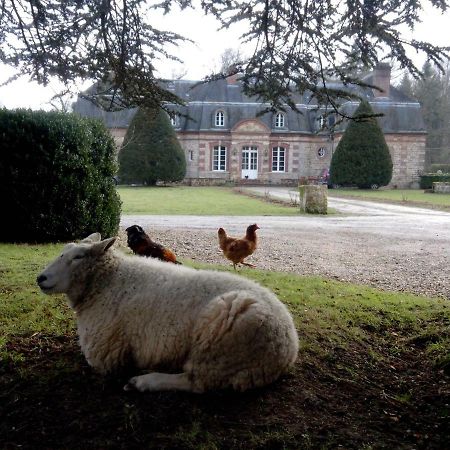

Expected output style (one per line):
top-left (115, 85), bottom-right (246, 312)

top-left (110, 126), bottom-right (425, 188)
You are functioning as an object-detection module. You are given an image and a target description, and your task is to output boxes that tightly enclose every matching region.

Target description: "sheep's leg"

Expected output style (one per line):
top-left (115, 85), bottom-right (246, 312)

top-left (124, 372), bottom-right (200, 393)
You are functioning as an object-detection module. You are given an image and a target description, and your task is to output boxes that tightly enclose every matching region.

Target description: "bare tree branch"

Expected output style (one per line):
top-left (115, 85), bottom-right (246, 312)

top-left (0, 0), bottom-right (448, 117)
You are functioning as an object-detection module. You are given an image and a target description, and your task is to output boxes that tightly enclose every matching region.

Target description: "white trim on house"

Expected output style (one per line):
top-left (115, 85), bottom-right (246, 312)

top-left (215, 110), bottom-right (225, 127)
top-left (212, 145), bottom-right (227, 171)
top-left (272, 146), bottom-right (286, 172)
top-left (275, 113), bottom-right (285, 128)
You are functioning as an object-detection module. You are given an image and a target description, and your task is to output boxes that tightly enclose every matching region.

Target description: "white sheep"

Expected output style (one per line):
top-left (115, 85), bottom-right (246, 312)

top-left (37, 232), bottom-right (299, 393)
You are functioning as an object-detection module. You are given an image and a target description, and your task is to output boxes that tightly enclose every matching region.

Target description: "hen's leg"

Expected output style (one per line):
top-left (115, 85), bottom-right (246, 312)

top-left (240, 261), bottom-right (255, 268)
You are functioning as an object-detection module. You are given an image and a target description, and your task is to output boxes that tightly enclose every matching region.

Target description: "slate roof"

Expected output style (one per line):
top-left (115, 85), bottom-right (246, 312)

top-left (72, 98), bottom-right (137, 128)
top-left (72, 76), bottom-right (426, 134)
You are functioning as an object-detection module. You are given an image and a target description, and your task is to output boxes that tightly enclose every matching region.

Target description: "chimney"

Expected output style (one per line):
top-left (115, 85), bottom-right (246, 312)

top-left (226, 73), bottom-right (240, 85)
top-left (226, 64), bottom-right (241, 85)
top-left (372, 63), bottom-right (391, 98)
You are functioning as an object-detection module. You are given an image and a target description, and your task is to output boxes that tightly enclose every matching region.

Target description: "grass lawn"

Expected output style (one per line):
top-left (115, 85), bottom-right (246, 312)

top-left (118, 186), bottom-right (299, 215)
top-left (1, 242), bottom-right (449, 448)
top-left (328, 188), bottom-right (450, 210)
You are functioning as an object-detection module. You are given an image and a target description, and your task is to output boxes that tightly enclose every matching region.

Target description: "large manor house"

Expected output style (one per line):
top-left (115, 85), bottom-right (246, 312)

top-left (73, 64), bottom-right (426, 188)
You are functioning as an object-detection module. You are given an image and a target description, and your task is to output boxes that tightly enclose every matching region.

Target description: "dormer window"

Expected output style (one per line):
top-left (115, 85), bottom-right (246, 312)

top-left (275, 113), bottom-right (285, 128)
top-left (215, 110), bottom-right (225, 127)
top-left (317, 114), bottom-right (326, 130)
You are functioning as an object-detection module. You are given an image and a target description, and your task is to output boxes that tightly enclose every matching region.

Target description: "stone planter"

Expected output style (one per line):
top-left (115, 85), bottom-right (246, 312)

top-left (432, 182), bottom-right (450, 194)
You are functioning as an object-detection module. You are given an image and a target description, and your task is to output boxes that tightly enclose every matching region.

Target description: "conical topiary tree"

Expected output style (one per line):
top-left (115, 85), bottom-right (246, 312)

top-left (330, 100), bottom-right (393, 189)
top-left (118, 107), bottom-right (186, 185)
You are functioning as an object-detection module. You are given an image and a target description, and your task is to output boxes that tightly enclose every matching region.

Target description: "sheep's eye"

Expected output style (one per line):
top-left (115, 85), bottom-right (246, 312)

top-left (73, 254), bottom-right (84, 260)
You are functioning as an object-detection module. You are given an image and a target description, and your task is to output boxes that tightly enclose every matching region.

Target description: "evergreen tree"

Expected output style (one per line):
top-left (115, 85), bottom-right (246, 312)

top-left (397, 72), bottom-right (414, 99)
top-left (118, 107), bottom-right (186, 185)
top-left (330, 100), bottom-right (393, 189)
top-left (412, 61), bottom-right (450, 168)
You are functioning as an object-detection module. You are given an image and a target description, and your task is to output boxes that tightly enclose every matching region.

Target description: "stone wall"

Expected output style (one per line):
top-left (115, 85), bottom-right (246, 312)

top-left (385, 134), bottom-right (426, 188)
top-left (109, 128), bottom-right (127, 153)
top-left (113, 125), bottom-right (426, 188)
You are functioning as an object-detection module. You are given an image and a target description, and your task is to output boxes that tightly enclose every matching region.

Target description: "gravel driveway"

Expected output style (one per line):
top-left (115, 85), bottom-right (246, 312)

top-left (120, 188), bottom-right (450, 300)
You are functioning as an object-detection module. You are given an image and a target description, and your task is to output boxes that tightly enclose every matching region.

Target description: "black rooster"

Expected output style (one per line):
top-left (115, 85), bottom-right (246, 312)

top-left (125, 225), bottom-right (181, 264)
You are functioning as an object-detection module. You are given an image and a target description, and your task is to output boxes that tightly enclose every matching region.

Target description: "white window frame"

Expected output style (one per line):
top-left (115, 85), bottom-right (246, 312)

top-left (317, 115), bottom-right (325, 130)
top-left (272, 146), bottom-right (286, 172)
top-left (213, 145), bottom-right (227, 171)
top-left (215, 110), bottom-right (225, 127)
top-left (169, 114), bottom-right (178, 127)
top-left (317, 147), bottom-right (327, 158)
top-left (275, 113), bottom-right (285, 128)
top-left (188, 150), bottom-right (194, 162)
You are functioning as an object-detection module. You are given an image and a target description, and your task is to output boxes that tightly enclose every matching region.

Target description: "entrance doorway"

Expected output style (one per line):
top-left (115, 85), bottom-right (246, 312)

top-left (241, 146), bottom-right (258, 179)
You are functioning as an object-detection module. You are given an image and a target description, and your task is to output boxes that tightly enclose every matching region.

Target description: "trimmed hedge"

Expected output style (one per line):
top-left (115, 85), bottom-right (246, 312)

top-left (118, 107), bottom-right (186, 185)
top-left (0, 109), bottom-right (121, 243)
top-left (330, 100), bottom-right (393, 189)
top-left (429, 164), bottom-right (450, 173)
top-left (420, 173), bottom-right (450, 189)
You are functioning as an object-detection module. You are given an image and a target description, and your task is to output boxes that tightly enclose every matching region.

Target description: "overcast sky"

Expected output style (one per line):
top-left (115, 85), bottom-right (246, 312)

top-left (0, 2), bottom-right (449, 110)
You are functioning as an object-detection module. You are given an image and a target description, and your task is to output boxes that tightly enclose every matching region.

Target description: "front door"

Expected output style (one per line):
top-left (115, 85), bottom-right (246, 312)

top-left (241, 146), bottom-right (258, 179)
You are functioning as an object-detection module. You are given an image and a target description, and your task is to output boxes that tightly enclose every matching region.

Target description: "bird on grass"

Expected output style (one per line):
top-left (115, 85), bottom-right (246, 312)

top-left (125, 225), bottom-right (182, 264)
top-left (218, 224), bottom-right (259, 270)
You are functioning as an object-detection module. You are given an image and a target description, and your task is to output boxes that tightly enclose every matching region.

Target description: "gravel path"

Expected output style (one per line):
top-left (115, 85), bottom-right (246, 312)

top-left (119, 191), bottom-right (450, 300)
top-left (117, 225), bottom-right (448, 299)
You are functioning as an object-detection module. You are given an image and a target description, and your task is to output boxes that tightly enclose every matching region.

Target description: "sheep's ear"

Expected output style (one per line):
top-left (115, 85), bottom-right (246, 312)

top-left (91, 237), bottom-right (116, 255)
top-left (82, 232), bottom-right (101, 243)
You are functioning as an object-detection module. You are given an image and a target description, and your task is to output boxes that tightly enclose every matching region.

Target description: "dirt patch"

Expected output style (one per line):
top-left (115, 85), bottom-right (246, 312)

top-left (1, 332), bottom-right (449, 449)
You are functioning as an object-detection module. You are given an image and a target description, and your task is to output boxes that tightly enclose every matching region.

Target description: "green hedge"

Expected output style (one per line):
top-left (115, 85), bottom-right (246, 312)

top-left (118, 107), bottom-right (186, 185)
top-left (0, 109), bottom-right (121, 243)
top-left (420, 173), bottom-right (450, 189)
top-left (429, 164), bottom-right (450, 173)
top-left (330, 100), bottom-right (392, 189)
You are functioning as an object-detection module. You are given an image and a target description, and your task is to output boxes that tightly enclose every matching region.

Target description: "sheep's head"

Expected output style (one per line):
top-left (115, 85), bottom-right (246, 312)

top-left (37, 232), bottom-right (116, 295)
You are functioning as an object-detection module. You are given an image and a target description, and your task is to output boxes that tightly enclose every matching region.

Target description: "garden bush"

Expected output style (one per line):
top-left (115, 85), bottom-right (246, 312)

top-left (0, 109), bottom-right (121, 243)
top-left (330, 100), bottom-right (393, 189)
top-left (429, 164), bottom-right (450, 174)
top-left (118, 107), bottom-right (186, 185)
top-left (420, 173), bottom-right (450, 189)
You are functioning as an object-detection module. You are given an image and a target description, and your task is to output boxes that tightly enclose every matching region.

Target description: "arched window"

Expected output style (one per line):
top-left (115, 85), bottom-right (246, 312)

top-left (215, 110), bottom-right (225, 127)
top-left (275, 112), bottom-right (285, 128)
top-left (317, 147), bottom-right (327, 158)
top-left (170, 114), bottom-right (179, 127)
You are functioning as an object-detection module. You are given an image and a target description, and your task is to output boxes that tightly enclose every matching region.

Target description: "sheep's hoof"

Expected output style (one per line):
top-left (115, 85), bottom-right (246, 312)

top-left (123, 377), bottom-right (138, 391)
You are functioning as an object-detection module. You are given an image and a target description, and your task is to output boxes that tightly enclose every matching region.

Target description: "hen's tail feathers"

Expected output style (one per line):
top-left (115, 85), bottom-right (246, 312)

top-left (163, 248), bottom-right (182, 265)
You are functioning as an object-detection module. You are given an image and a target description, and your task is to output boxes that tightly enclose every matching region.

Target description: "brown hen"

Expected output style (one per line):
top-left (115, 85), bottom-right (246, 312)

top-left (218, 224), bottom-right (259, 270)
